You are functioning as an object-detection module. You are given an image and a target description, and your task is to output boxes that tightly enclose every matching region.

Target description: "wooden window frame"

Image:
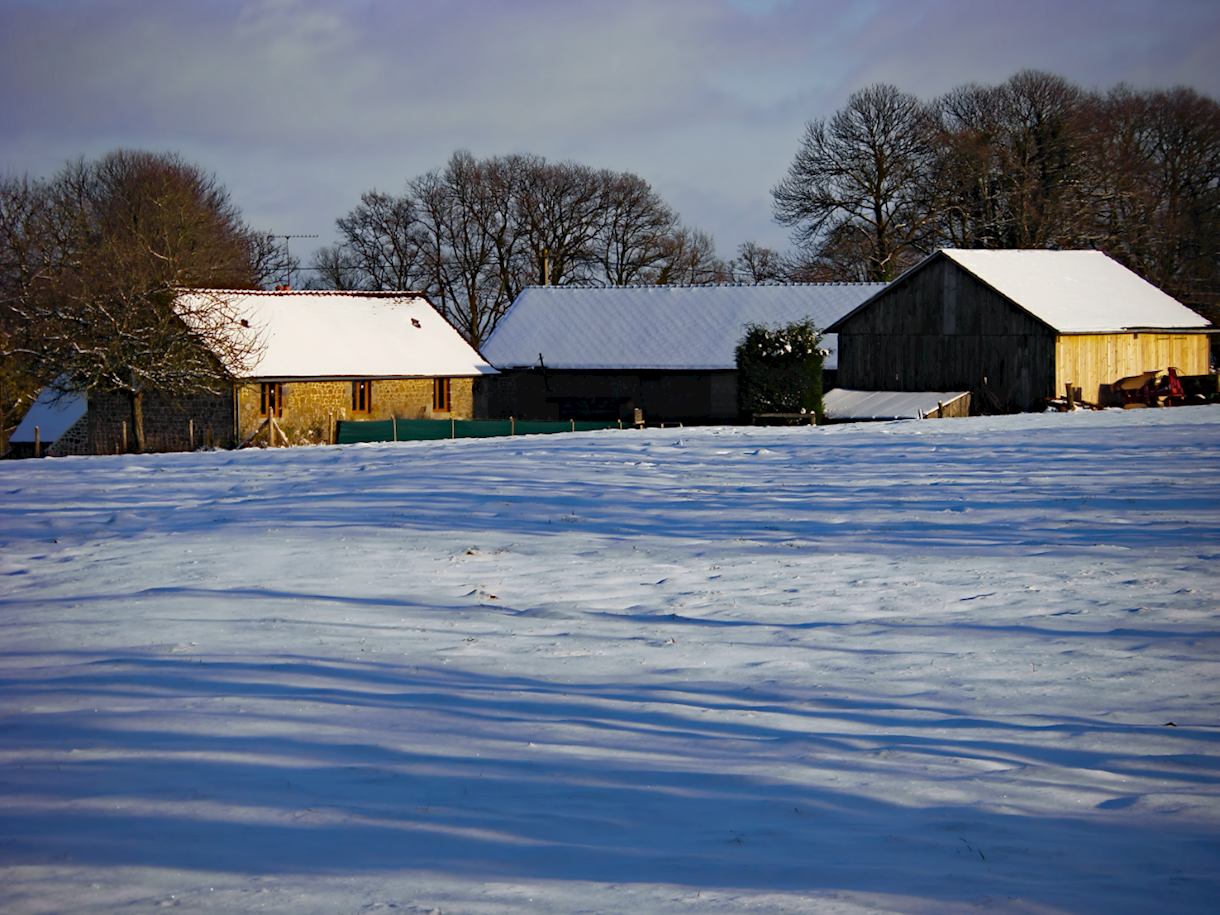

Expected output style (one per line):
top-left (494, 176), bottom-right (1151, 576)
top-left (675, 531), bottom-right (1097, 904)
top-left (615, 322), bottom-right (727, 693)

top-left (260, 382), bottom-right (283, 418)
top-left (351, 380), bottom-right (373, 414)
top-left (433, 377), bottom-right (451, 413)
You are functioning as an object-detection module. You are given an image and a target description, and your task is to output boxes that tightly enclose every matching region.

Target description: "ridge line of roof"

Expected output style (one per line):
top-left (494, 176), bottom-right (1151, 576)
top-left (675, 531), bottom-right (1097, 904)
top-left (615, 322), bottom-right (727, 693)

top-left (518, 282), bottom-right (887, 290)
top-left (177, 288), bottom-right (428, 297)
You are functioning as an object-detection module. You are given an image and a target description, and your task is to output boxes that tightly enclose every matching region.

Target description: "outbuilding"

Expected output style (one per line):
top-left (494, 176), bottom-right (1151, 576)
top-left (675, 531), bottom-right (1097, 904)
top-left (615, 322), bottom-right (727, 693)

top-left (826, 249), bottom-right (1213, 410)
top-left (479, 283), bottom-right (884, 423)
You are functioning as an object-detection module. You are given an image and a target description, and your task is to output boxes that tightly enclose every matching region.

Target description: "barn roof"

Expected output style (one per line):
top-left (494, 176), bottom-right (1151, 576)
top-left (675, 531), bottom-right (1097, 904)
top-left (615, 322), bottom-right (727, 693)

top-left (830, 249), bottom-right (1210, 334)
top-left (177, 290), bottom-right (496, 379)
top-left (480, 283), bottom-right (885, 371)
top-left (943, 250), bottom-right (1210, 332)
top-left (8, 384), bottom-right (86, 445)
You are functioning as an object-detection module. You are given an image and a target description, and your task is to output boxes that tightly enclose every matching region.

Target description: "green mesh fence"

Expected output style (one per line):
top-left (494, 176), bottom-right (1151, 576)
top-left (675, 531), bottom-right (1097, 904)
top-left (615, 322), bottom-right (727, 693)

top-left (336, 418), bottom-right (622, 444)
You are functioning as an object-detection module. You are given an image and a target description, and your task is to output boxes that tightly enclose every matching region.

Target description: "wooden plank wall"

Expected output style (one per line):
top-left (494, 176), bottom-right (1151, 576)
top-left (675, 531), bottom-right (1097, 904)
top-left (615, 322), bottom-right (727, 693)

top-left (836, 257), bottom-right (1058, 409)
top-left (1055, 333), bottom-right (1211, 403)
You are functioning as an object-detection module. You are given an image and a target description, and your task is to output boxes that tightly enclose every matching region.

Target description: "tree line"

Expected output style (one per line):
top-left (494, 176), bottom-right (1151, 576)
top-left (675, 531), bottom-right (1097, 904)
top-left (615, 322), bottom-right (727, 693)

top-left (764, 70), bottom-right (1220, 325)
top-left (308, 150), bottom-right (730, 347)
top-left (3, 69), bottom-right (1217, 451)
top-left (0, 150), bottom-right (274, 451)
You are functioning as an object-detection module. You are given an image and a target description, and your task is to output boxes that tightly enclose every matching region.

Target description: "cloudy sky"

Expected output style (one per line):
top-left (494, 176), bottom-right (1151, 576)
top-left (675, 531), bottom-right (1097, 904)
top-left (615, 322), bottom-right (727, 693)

top-left (2, 0), bottom-right (1218, 267)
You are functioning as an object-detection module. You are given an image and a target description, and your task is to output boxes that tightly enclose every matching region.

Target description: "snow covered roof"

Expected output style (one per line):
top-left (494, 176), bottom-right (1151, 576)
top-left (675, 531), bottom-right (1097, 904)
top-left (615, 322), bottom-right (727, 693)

top-left (9, 386), bottom-right (87, 444)
top-left (823, 388), bottom-right (969, 421)
top-left (480, 283), bottom-right (885, 372)
top-left (852, 250), bottom-right (1209, 334)
top-left (176, 290), bottom-right (496, 379)
top-left (942, 249), bottom-right (1211, 332)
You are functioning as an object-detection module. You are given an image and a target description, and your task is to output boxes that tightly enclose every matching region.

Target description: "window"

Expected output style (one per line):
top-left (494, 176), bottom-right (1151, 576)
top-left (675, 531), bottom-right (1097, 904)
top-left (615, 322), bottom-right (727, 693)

top-left (433, 377), bottom-right (451, 413)
top-left (351, 380), bottom-right (373, 414)
top-left (260, 382), bottom-right (282, 417)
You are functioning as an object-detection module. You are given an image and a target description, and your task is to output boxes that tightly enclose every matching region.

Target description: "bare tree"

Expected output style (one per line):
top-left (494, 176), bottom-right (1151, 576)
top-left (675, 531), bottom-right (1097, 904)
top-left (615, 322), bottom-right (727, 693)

top-left (731, 241), bottom-right (791, 283)
top-left (772, 84), bottom-right (936, 281)
top-left (653, 226), bottom-right (732, 285)
top-left (317, 189), bottom-right (429, 291)
top-left (593, 172), bottom-right (677, 285)
top-left (0, 173), bottom-right (56, 451)
top-left (929, 71), bottom-right (1092, 251)
top-left (410, 152), bottom-right (520, 349)
top-left (8, 150), bottom-right (269, 452)
top-left (1124, 87), bottom-right (1220, 323)
top-left (318, 151), bottom-right (724, 344)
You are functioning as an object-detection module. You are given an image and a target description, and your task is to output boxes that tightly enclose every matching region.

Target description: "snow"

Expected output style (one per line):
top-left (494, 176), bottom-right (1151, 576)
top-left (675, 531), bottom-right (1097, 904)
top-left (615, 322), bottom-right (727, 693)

top-left (940, 250), bottom-right (1212, 333)
top-left (823, 389), bottom-right (969, 421)
top-left (177, 290), bottom-right (497, 379)
top-left (481, 284), bottom-right (885, 372)
top-left (7, 385), bottom-right (86, 444)
top-left (1, 406), bottom-right (1219, 914)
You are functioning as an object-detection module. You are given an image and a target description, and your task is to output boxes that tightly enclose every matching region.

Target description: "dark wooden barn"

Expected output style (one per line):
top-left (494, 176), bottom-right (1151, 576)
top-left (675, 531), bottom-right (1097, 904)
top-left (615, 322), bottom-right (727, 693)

top-left (478, 283), bottom-right (883, 423)
top-left (826, 250), bottom-right (1212, 410)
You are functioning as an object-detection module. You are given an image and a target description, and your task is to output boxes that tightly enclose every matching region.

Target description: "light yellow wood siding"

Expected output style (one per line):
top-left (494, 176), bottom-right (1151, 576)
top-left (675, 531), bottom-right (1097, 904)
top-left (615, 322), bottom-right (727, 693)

top-left (1054, 334), bottom-right (1209, 404)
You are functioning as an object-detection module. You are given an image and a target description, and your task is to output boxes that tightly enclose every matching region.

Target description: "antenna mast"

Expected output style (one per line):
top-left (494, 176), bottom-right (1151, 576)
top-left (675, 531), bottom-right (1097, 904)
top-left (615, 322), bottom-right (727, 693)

top-left (269, 234), bottom-right (318, 289)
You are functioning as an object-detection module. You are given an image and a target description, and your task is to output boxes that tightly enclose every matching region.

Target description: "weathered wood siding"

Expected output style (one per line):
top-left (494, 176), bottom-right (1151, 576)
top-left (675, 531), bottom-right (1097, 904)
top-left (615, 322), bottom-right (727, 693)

top-left (1055, 333), bottom-right (1210, 404)
top-left (836, 257), bottom-right (1057, 409)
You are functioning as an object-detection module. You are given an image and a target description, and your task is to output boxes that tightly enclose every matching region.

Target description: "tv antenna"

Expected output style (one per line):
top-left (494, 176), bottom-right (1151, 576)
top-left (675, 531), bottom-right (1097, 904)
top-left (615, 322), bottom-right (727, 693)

top-left (270, 234), bottom-right (318, 289)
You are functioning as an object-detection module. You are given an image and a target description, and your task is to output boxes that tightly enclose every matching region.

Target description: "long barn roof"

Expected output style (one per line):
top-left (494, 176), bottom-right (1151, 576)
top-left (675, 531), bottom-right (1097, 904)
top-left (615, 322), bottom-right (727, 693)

top-left (480, 283), bottom-right (885, 371)
top-left (177, 290), bottom-right (496, 379)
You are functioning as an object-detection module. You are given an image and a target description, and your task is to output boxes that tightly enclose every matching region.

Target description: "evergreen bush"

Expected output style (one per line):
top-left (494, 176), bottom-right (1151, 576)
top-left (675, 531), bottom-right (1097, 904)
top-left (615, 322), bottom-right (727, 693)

top-left (735, 318), bottom-right (826, 422)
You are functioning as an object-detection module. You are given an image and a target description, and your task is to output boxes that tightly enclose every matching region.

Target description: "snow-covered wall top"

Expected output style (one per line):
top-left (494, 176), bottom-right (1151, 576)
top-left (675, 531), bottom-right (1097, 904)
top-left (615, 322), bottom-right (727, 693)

top-left (942, 249), bottom-right (1211, 333)
top-left (178, 290), bottom-right (496, 379)
top-left (480, 283), bottom-right (885, 372)
top-left (823, 388), bottom-right (968, 421)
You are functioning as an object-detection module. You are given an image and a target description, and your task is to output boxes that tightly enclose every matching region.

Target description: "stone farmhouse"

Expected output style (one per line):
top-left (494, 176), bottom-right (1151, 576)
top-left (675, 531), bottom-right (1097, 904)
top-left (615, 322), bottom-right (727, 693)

top-left (212, 289), bottom-right (495, 446)
top-left (15, 290), bottom-right (494, 456)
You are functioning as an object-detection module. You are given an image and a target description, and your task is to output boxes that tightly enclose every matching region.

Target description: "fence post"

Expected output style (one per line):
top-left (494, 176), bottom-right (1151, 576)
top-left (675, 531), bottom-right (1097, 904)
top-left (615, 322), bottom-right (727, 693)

top-left (122, 422), bottom-right (127, 453)
top-left (189, 419), bottom-right (195, 451)
top-left (34, 426), bottom-right (40, 458)
top-left (511, 417), bottom-right (515, 436)
top-left (451, 417), bottom-right (455, 439)
top-left (393, 418), bottom-right (397, 442)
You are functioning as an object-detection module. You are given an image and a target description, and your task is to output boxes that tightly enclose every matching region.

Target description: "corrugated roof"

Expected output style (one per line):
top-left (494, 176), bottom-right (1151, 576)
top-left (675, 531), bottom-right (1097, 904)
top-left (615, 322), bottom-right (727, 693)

top-left (480, 283), bottom-right (885, 371)
top-left (177, 290), bottom-right (496, 379)
top-left (943, 250), bottom-right (1209, 333)
top-left (823, 388), bottom-right (969, 421)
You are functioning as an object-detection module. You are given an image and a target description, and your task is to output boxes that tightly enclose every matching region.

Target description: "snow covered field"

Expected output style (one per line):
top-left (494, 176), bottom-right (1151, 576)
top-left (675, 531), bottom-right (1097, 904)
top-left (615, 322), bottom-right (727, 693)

top-left (1, 407), bottom-right (1218, 914)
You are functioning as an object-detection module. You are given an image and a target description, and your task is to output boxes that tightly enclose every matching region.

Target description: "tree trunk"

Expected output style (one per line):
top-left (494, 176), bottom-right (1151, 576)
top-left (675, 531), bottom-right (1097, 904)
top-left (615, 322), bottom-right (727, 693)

top-left (129, 390), bottom-right (146, 453)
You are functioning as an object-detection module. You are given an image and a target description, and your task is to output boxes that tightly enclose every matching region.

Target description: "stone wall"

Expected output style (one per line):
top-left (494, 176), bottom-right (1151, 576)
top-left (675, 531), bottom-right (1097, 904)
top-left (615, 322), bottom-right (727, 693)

top-left (237, 377), bottom-right (476, 444)
top-left (87, 391), bottom-right (235, 454)
top-left (46, 414), bottom-right (89, 457)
